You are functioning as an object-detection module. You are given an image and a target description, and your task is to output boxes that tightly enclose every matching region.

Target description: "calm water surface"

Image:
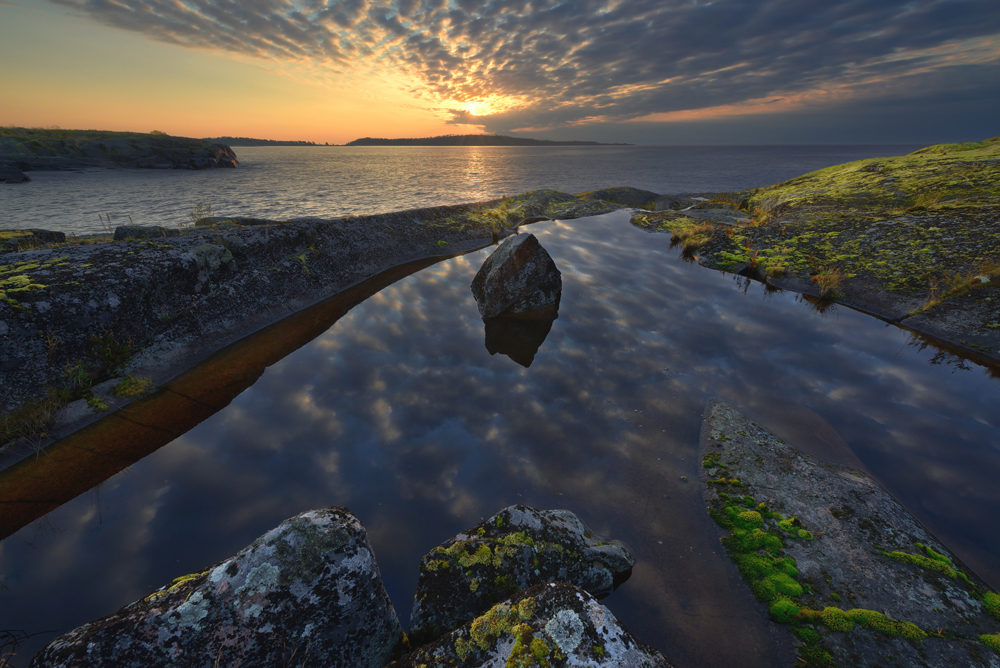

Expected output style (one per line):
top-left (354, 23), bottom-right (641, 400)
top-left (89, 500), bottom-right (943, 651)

top-left (0, 144), bottom-right (922, 235)
top-left (1, 212), bottom-right (998, 667)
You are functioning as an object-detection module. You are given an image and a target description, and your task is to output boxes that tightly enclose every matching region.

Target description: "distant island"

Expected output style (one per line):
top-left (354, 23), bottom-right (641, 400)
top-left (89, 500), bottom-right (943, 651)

top-left (203, 136), bottom-right (328, 147)
top-left (345, 134), bottom-right (628, 147)
top-left (1, 127), bottom-right (237, 174)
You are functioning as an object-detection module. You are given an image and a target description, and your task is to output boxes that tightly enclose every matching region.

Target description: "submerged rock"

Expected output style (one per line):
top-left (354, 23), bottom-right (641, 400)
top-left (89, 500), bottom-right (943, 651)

top-left (470, 233), bottom-right (562, 319)
top-left (409, 505), bottom-right (634, 646)
top-left (394, 582), bottom-right (674, 668)
top-left (29, 507), bottom-right (403, 668)
top-left (700, 399), bottom-right (1000, 668)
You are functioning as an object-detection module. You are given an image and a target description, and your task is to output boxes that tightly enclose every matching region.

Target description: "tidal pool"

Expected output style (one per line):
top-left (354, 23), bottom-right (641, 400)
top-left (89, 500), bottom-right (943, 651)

top-left (1, 211), bottom-right (998, 667)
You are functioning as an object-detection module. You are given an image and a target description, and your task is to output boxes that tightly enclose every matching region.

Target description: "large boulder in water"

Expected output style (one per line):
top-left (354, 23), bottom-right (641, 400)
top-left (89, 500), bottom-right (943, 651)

top-left (470, 233), bottom-right (561, 319)
top-left (393, 582), bottom-right (674, 668)
top-left (408, 505), bottom-right (634, 646)
top-left (29, 507), bottom-right (404, 668)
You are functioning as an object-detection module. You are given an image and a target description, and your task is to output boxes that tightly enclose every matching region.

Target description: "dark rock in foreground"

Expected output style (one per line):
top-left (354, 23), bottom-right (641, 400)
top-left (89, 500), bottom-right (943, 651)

top-left (700, 399), bottom-right (1000, 668)
top-left (470, 233), bottom-right (562, 319)
top-left (29, 507), bottom-right (403, 668)
top-left (394, 582), bottom-right (673, 668)
top-left (409, 504), bottom-right (634, 646)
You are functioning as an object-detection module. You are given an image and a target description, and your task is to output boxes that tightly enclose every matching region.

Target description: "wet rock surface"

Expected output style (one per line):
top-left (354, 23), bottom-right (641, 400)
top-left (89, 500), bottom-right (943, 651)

top-left (700, 399), bottom-right (1000, 667)
top-left (0, 128), bottom-right (237, 171)
top-left (470, 233), bottom-right (562, 319)
top-left (394, 582), bottom-right (673, 668)
top-left (29, 507), bottom-right (403, 668)
top-left (409, 504), bottom-right (634, 646)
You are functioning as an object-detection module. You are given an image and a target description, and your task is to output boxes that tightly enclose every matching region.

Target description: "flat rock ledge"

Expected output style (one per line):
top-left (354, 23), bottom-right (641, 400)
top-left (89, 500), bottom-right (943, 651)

top-left (29, 507), bottom-right (403, 668)
top-left (700, 399), bottom-right (1000, 668)
top-left (409, 505), bottom-right (634, 646)
top-left (392, 582), bottom-right (673, 668)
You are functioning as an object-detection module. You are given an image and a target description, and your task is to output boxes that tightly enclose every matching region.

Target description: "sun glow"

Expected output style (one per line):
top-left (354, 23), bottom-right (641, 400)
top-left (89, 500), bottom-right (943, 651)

top-left (451, 94), bottom-right (524, 116)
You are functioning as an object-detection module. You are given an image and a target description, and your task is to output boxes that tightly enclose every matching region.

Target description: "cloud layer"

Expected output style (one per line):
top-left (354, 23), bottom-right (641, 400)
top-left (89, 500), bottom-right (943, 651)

top-left (49, 0), bottom-right (1000, 134)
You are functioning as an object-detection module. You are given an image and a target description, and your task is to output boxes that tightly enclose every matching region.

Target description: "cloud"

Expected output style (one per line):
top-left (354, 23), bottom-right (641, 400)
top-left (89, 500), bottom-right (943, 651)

top-left (48, 0), bottom-right (1000, 133)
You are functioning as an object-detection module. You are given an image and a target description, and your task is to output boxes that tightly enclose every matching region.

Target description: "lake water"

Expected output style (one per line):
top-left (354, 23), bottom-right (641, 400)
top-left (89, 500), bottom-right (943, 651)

top-left (0, 144), bottom-right (922, 235)
top-left (1, 210), bottom-right (998, 667)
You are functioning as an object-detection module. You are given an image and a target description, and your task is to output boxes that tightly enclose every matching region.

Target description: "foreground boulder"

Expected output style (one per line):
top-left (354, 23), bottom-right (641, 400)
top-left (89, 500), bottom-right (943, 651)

top-left (30, 507), bottom-right (403, 668)
top-left (409, 505), bottom-right (634, 645)
top-left (470, 233), bottom-right (562, 319)
top-left (394, 582), bottom-right (673, 668)
top-left (701, 400), bottom-right (1000, 668)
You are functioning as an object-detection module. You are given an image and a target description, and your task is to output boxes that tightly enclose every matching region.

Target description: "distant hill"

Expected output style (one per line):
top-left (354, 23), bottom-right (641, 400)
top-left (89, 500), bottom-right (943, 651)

top-left (345, 134), bottom-right (627, 147)
top-left (203, 136), bottom-right (327, 147)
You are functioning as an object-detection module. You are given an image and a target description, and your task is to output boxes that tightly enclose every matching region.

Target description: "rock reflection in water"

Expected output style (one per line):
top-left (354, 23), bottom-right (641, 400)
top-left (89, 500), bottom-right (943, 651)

top-left (483, 312), bottom-right (557, 367)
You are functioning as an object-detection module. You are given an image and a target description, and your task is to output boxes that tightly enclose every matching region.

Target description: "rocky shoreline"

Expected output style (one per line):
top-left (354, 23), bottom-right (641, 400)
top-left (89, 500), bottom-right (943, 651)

top-left (0, 189), bottom-right (639, 461)
top-left (3, 148), bottom-right (999, 471)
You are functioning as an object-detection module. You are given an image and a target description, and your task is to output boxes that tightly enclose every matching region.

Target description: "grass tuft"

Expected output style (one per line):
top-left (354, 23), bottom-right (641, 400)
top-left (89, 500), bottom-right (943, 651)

top-left (810, 266), bottom-right (845, 299)
top-left (111, 375), bottom-right (154, 399)
top-left (672, 222), bottom-right (715, 252)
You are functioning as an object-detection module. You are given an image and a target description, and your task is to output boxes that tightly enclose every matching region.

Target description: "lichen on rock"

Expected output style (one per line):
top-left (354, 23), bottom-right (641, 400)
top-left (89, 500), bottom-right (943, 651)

top-left (392, 582), bottom-right (674, 668)
top-left (408, 504), bottom-right (634, 646)
top-left (29, 507), bottom-right (403, 668)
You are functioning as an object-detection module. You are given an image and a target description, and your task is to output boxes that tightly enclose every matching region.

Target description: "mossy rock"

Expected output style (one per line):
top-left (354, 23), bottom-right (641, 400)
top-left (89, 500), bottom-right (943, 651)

top-left (408, 505), bottom-right (634, 647)
top-left (392, 582), bottom-right (673, 668)
top-left (700, 399), bottom-right (1000, 667)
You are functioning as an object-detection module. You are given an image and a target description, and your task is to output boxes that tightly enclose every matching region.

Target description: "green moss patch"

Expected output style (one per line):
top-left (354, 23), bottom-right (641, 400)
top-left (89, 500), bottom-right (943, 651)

top-left (635, 138), bottom-right (1000, 334)
top-left (111, 375), bottom-right (153, 399)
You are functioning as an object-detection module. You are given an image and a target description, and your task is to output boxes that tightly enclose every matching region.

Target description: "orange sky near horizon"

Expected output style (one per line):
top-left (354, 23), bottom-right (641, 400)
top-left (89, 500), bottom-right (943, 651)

top-left (0, 1), bottom-right (487, 143)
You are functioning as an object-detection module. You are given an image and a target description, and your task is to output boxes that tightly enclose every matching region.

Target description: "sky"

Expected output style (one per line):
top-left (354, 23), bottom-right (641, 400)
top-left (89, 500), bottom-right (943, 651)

top-left (1, 0), bottom-right (998, 144)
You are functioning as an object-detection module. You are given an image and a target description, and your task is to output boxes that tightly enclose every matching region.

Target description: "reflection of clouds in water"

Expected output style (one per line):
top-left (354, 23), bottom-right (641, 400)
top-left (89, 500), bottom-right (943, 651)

top-left (3, 212), bottom-right (1000, 668)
